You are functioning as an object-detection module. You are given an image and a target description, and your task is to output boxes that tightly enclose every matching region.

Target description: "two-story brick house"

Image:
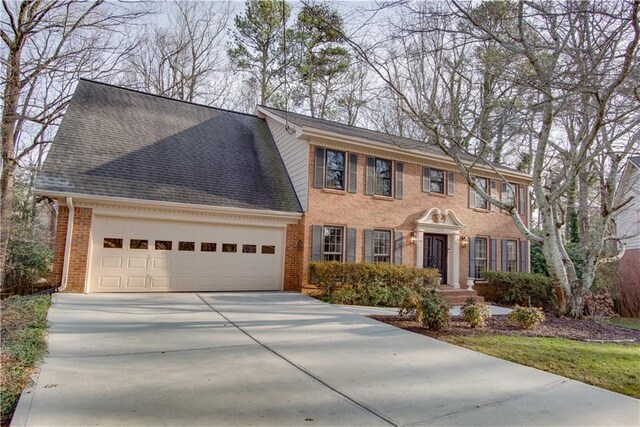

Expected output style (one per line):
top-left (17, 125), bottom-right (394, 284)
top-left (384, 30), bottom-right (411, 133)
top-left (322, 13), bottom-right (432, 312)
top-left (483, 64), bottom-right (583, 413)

top-left (35, 80), bottom-right (531, 294)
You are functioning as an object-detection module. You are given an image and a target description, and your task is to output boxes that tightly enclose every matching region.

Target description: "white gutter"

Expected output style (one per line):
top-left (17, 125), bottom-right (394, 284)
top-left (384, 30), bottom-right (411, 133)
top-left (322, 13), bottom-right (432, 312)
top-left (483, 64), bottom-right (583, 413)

top-left (60, 196), bottom-right (74, 292)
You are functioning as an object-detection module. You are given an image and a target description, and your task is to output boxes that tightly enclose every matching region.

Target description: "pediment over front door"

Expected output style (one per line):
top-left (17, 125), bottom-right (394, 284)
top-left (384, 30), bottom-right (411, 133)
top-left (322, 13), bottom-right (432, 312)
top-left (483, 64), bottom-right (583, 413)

top-left (416, 208), bottom-right (464, 231)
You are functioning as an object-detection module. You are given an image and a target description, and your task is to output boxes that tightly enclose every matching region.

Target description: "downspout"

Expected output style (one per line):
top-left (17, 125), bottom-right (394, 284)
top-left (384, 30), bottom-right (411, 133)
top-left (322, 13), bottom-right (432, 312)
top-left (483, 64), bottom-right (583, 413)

top-left (60, 197), bottom-right (74, 292)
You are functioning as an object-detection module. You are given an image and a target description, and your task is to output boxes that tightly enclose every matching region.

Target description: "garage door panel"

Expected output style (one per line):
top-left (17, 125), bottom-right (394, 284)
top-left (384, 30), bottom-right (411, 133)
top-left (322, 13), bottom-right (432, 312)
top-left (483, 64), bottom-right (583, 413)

top-left (90, 215), bottom-right (285, 292)
top-left (99, 276), bottom-right (121, 289)
top-left (101, 256), bottom-right (123, 268)
top-left (127, 257), bottom-right (148, 268)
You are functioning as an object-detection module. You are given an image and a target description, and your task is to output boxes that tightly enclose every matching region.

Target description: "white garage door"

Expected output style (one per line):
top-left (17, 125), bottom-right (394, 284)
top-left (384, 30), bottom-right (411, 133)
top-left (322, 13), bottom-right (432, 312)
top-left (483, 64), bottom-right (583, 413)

top-left (89, 216), bottom-right (285, 292)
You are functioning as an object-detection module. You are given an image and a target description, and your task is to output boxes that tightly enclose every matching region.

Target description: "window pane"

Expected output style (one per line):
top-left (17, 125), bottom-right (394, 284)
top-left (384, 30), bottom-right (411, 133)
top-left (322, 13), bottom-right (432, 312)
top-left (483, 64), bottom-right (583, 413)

top-left (325, 150), bottom-right (345, 190)
top-left (502, 183), bottom-right (515, 206)
top-left (373, 230), bottom-right (391, 263)
top-left (103, 238), bottom-right (123, 249)
top-left (261, 245), bottom-right (276, 254)
top-left (242, 244), bottom-right (257, 254)
top-left (474, 238), bottom-right (488, 277)
top-left (178, 241), bottom-right (195, 251)
top-left (474, 178), bottom-right (488, 209)
top-left (430, 169), bottom-right (445, 194)
top-left (375, 158), bottom-right (392, 196)
top-left (323, 226), bottom-right (343, 262)
top-left (222, 243), bottom-right (237, 253)
top-left (201, 242), bottom-right (216, 252)
top-left (130, 239), bottom-right (148, 250)
top-left (155, 240), bottom-right (172, 250)
top-left (506, 240), bottom-right (518, 272)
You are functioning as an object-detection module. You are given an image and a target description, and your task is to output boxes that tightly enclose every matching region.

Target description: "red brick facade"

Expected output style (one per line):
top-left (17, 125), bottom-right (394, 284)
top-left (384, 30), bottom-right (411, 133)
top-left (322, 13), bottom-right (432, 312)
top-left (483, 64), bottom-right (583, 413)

top-left (297, 144), bottom-right (530, 288)
top-left (283, 218), bottom-right (307, 291)
top-left (52, 206), bottom-right (93, 293)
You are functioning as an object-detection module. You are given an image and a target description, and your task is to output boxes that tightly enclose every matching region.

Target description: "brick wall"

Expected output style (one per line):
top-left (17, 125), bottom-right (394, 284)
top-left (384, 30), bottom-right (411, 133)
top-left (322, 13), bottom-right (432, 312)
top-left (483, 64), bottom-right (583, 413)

top-left (301, 144), bottom-right (530, 286)
top-left (51, 205), bottom-right (93, 293)
top-left (283, 217), bottom-right (307, 291)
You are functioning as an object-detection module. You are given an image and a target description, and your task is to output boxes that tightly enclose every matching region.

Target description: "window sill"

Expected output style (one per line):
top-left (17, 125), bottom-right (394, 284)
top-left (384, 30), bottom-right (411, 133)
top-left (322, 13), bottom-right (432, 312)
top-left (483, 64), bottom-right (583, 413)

top-left (372, 194), bottom-right (395, 201)
top-left (321, 188), bottom-right (347, 195)
top-left (425, 192), bottom-right (447, 198)
top-left (472, 208), bottom-right (491, 213)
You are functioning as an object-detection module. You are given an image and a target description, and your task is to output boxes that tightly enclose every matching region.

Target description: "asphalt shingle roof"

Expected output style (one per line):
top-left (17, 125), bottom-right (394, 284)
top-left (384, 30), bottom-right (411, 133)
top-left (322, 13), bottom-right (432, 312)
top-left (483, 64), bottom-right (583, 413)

top-left (36, 80), bottom-right (302, 213)
top-left (259, 106), bottom-right (524, 173)
top-left (630, 156), bottom-right (640, 168)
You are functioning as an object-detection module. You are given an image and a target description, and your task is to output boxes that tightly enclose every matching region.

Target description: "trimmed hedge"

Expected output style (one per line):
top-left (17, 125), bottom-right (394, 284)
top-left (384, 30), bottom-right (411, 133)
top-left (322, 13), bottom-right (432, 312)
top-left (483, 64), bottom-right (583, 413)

top-left (310, 262), bottom-right (440, 307)
top-left (480, 271), bottom-right (557, 311)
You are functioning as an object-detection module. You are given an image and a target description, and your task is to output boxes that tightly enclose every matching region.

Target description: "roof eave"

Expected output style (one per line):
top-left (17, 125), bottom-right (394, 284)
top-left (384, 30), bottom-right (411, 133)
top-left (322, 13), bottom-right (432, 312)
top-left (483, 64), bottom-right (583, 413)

top-left (34, 190), bottom-right (303, 222)
top-left (299, 127), bottom-right (533, 182)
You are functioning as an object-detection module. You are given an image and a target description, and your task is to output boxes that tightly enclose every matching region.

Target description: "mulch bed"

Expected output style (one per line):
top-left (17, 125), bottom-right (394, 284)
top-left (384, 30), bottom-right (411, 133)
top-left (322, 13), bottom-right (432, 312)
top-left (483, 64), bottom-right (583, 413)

top-left (369, 314), bottom-right (640, 342)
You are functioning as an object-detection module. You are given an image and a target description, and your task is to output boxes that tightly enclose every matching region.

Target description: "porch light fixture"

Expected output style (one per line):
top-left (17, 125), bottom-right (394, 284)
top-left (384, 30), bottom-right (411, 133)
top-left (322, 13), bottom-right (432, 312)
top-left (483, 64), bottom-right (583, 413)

top-left (410, 230), bottom-right (417, 244)
top-left (460, 235), bottom-right (469, 247)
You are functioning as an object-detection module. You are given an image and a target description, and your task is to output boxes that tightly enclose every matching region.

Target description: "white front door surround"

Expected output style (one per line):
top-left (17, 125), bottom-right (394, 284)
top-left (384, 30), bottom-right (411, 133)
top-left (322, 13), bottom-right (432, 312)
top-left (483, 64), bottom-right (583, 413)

top-left (415, 208), bottom-right (465, 288)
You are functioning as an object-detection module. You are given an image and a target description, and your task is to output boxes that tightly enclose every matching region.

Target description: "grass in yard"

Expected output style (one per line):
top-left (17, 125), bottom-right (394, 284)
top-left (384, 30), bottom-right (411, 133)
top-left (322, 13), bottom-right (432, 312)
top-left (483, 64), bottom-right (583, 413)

top-left (606, 317), bottom-right (640, 331)
top-left (0, 295), bottom-right (51, 425)
top-left (441, 334), bottom-right (640, 399)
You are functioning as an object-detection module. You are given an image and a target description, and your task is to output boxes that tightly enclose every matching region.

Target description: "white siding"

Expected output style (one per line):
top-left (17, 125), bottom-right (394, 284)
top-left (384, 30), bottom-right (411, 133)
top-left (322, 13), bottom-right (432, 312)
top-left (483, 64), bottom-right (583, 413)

top-left (266, 116), bottom-right (309, 211)
top-left (617, 167), bottom-right (640, 250)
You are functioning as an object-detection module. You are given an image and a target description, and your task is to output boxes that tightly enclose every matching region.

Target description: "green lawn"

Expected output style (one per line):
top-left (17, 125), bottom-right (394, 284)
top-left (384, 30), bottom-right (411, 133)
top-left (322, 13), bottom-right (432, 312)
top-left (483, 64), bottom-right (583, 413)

top-left (0, 295), bottom-right (51, 425)
top-left (606, 317), bottom-right (640, 331)
top-left (441, 334), bottom-right (640, 399)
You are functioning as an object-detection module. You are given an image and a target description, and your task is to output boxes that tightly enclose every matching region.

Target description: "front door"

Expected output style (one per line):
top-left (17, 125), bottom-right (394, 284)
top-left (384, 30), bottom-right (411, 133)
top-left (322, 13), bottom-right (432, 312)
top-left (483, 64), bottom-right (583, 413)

top-left (423, 233), bottom-right (448, 284)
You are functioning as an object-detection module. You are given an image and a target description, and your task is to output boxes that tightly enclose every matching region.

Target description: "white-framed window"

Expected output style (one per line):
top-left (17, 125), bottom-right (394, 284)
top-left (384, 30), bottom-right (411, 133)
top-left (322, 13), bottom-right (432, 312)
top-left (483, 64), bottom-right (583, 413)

top-left (325, 149), bottom-right (346, 190)
top-left (373, 230), bottom-right (392, 263)
top-left (375, 158), bottom-right (393, 196)
top-left (501, 182), bottom-right (515, 207)
top-left (323, 226), bottom-right (344, 262)
top-left (473, 177), bottom-right (489, 209)
top-left (474, 237), bottom-right (488, 278)
top-left (506, 240), bottom-right (518, 272)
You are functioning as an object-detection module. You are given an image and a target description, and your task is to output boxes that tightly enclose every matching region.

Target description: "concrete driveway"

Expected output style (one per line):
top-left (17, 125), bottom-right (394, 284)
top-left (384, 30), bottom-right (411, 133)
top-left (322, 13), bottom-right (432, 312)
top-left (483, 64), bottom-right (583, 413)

top-left (12, 292), bottom-right (639, 426)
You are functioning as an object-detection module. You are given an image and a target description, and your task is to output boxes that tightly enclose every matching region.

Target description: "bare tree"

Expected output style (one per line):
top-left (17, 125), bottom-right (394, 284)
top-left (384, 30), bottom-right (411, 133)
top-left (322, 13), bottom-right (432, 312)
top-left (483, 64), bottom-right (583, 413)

top-left (1, 0), bottom-right (148, 279)
top-left (337, 0), bottom-right (639, 314)
top-left (120, 1), bottom-right (233, 105)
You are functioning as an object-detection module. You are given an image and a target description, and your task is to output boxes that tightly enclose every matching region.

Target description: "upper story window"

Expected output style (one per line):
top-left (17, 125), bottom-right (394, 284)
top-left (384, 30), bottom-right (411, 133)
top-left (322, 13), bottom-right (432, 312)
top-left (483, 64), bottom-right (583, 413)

top-left (325, 149), bottom-right (345, 190)
top-left (474, 237), bottom-right (488, 278)
top-left (375, 158), bottom-right (393, 196)
top-left (429, 168), bottom-right (445, 194)
top-left (473, 177), bottom-right (489, 209)
top-left (501, 182), bottom-right (515, 207)
top-left (505, 240), bottom-right (518, 272)
top-left (323, 226), bottom-right (344, 262)
top-left (373, 230), bottom-right (391, 263)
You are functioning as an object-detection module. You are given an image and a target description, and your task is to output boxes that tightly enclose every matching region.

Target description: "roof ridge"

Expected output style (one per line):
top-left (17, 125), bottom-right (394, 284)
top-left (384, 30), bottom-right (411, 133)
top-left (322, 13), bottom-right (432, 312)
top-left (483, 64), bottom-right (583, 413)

top-left (258, 104), bottom-right (434, 146)
top-left (79, 78), bottom-right (261, 119)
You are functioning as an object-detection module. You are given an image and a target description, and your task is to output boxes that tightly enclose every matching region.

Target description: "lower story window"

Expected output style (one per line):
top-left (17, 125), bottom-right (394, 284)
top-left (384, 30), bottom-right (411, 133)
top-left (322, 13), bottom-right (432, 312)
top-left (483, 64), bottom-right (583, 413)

top-left (373, 230), bottom-right (391, 263)
top-left (474, 237), bottom-right (488, 278)
top-left (323, 226), bottom-right (344, 262)
top-left (506, 240), bottom-right (518, 272)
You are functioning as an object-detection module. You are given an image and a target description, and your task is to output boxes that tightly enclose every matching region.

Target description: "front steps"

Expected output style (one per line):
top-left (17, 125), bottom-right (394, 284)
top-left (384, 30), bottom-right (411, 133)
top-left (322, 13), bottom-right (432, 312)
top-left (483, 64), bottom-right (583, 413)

top-left (438, 285), bottom-right (485, 306)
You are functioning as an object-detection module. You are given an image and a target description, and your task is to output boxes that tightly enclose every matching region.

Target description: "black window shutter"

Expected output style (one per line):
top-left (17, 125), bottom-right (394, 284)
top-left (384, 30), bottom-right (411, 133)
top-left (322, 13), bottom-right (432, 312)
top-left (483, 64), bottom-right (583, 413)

top-left (469, 181), bottom-right (476, 208)
top-left (348, 154), bottom-right (358, 193)
top-left (423, 167), bottom-right (430, 192)
top-left (469, 237), bottom-right (476, 278)
top-left (311, 225), bottom-right (323, 261)
top-left (365, 157), bottom-right (375, 195)
top-left (314, 147), bottom-right (325, 189)
top-left (490, 239), bottom-right (497, 271)
top-left (448, 171), bottom-right (455, 196)
top-left (519, 186), bottom-right (527, 216)
top-left (502, 240), bottom-right (508, 271)
top-left (520, 240), bottom-right (527, 272)
top-left (347, 228), bottom-right (356, 263)
top-left (395, 162), bottom-right (404, 199)
top-left (364, 229), bottom-right (373, 262)
top-left (394, 231), bottom-right (403, 264)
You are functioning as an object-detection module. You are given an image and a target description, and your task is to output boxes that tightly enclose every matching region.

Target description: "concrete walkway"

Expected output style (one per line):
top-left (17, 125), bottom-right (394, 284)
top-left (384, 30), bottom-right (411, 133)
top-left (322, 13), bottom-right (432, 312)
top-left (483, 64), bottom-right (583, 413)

top-left (337, 303), bottom-right (512, 317)
top-left (13, 292), bottom-right (639, 426)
